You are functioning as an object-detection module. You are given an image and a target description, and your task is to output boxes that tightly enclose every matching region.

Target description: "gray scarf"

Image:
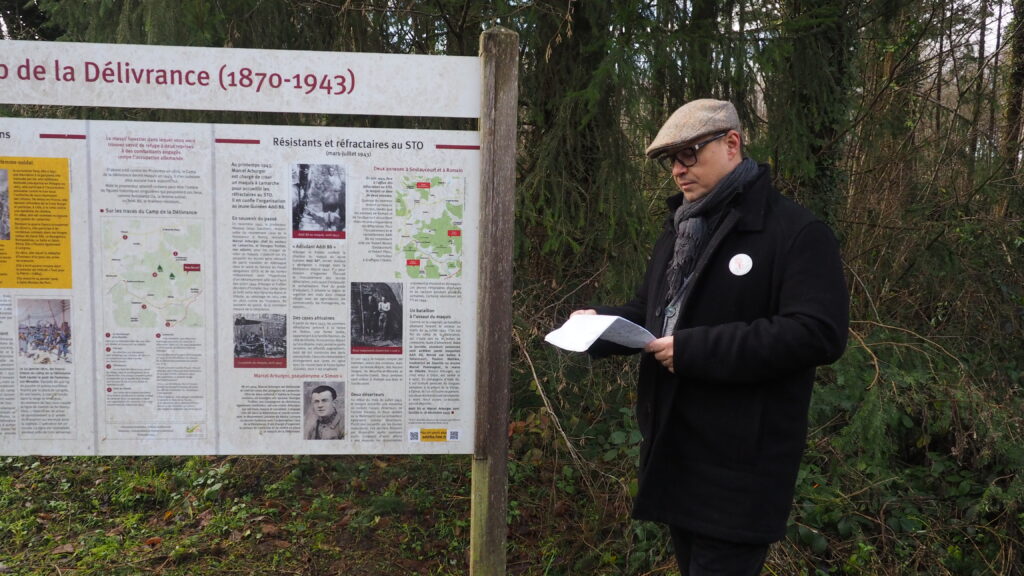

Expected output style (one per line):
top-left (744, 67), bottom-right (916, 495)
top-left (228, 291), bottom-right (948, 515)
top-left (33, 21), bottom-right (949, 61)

top-left (662, 158), bottom-right (759, 335)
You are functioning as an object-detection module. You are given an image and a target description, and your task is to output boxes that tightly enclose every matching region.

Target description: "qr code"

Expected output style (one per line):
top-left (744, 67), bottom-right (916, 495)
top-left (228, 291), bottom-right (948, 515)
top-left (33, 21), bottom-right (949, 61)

top-left (408, 430), bottom-right (420, 441)
top-left (448, 430), bottom-right (460, 441)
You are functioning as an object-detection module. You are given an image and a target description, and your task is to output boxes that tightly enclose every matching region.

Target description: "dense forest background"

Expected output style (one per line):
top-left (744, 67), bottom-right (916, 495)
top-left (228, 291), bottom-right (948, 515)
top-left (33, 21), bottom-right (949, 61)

top-left (1, 0), bottom-right (1022, 574)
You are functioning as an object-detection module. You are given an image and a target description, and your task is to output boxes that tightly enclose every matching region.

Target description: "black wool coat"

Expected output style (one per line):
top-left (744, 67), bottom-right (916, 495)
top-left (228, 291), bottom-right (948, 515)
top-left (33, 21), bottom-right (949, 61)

top-left (591, 165), bottom-right (849, 544)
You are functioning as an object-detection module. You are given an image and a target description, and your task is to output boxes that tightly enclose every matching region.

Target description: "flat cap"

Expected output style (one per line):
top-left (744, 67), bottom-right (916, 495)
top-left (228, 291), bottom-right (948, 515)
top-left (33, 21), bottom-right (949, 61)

top-left (645, 99), bottom-right (741, 158)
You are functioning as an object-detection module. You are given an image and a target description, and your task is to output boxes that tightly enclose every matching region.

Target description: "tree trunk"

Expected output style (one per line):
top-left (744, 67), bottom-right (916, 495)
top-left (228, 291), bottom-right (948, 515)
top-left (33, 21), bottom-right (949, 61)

top-left (766, 0), bottom-right (856, 227)
top-left (967, 0), bottom-right (988, 190)
top-left (687, 0), bottom-right (718, 99)
top-left (1003, 0), bottom-right (1024, 215)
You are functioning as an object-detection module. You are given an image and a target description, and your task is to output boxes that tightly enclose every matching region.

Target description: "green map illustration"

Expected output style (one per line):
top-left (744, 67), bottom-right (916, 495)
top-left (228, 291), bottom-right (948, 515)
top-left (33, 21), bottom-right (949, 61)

top-left (395, 175), bottom-right (465, 279)
top-left (102, 218), bottom-right (204, 328)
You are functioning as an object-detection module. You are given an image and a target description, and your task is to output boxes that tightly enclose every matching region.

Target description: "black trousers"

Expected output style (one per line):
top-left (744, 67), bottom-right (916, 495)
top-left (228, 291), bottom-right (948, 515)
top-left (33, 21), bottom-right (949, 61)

top-left (669, 526), bottom-right (770, 576)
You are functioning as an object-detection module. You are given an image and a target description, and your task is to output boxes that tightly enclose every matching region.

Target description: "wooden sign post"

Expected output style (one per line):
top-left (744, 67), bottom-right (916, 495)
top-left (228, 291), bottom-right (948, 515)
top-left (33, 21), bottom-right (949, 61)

top-left (471, 27), bottom-right (518, 576)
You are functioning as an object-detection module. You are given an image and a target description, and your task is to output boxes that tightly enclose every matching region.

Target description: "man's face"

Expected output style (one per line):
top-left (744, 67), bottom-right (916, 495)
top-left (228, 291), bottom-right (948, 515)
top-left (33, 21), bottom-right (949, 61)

top-left (311, 391), bottom-right (335, 417)
top-left (670, 130), bottom-right (742, 202)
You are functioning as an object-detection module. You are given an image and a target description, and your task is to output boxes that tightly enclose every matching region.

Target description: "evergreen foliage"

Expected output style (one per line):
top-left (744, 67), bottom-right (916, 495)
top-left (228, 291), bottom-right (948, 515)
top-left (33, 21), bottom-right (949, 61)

top-left (1, 1), bottom-right (1022, 574)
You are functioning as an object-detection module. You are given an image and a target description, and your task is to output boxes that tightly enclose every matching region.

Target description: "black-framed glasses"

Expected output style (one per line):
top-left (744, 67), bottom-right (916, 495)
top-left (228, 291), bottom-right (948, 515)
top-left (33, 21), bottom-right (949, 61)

top-left (655, 132), bottom-right (728, 171)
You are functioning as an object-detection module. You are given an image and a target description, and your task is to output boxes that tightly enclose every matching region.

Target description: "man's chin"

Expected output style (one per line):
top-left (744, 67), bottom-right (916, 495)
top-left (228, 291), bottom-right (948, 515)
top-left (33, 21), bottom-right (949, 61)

top-left (683, 189), bottom-right (707, 202)
top-left (677, 182), bottom-right (704, 200)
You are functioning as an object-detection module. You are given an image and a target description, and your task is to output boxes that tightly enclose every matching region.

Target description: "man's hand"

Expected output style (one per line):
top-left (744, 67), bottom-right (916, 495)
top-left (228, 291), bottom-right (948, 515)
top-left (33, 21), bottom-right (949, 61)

top-left (570, 309), bottom-right (597, 317)
top-left (645, 336), bottom-right (675, 373)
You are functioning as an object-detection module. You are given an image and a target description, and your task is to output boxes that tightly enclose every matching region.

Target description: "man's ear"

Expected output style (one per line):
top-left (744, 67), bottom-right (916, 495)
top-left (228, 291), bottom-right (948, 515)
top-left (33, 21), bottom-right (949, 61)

top-left (727, 130), bottom-right (743, 159)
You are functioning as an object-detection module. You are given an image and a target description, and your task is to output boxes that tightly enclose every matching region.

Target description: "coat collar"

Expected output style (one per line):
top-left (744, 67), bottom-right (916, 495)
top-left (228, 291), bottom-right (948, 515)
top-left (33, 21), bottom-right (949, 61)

top-left (317, 408), bottom-right (343, 429)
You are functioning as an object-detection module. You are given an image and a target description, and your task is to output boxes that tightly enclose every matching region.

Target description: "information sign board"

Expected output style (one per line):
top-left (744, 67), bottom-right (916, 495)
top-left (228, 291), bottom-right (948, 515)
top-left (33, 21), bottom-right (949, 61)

top-left (0, 42), bottom-right (482, 455)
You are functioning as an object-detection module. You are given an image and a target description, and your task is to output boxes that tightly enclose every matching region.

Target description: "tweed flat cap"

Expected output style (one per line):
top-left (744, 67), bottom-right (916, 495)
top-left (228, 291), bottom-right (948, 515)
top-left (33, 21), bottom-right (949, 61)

top-left (645, 99), bottom-right (741, 158)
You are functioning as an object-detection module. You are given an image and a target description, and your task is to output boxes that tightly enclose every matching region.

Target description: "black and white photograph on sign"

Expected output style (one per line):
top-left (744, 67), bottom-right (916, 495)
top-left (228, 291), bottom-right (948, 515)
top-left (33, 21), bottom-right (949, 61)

top-left (350, 282), bottom-right (403, 349)
top-left (18, 299), bottom-right (72, 365)
top-left (303, 381), bottom-right (346, 440)
top-left (0, 169), bottom-right (10, 241)
top-left (232, 313), bottom-right (287, 368)
top-left (291, 163), bottom-right (346, 237)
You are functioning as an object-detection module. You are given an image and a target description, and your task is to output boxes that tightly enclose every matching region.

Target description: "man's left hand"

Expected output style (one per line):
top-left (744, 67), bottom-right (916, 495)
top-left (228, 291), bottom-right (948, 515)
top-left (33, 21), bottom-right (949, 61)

top-left (645, 336), bottom-right (675, 373)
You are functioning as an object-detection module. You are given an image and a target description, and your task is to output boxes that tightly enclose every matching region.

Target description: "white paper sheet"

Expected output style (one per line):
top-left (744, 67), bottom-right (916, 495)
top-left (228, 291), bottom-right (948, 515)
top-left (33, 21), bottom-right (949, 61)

top-left (544, 314), bottom-right (655, 352)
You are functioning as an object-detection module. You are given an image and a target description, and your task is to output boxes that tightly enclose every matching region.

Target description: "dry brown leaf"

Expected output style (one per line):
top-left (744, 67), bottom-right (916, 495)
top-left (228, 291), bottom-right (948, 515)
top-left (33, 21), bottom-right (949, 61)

top-left (50, 543), bottom-right (75, 555)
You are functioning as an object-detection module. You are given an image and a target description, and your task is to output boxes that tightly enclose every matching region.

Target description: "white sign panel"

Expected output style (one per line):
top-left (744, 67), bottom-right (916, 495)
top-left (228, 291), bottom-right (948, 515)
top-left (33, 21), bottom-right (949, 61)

top-left (0, 40), bottom-right (481, 118)
top-left (0, 117), bottom-right (479, 455)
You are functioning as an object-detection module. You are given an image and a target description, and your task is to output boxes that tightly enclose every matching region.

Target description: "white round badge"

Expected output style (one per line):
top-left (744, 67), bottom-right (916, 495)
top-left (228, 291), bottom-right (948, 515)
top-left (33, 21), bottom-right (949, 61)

top-left (728, 253), bottom-right (753, 276)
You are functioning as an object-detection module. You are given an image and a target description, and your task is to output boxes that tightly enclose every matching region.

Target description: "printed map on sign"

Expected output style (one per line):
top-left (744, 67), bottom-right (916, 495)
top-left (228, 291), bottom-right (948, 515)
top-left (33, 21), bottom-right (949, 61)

top-left (395, 175), bottom-right (465, 279)
top-left (102, 218), bottom-right (204, 328)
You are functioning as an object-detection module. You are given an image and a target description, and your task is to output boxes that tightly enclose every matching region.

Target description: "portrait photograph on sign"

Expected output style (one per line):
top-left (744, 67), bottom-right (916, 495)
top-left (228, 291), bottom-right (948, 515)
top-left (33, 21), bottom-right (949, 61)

top-left (303, 380), bottom-right (346, 440)
top-left (291, 163), bottom-right (346, 239)
top-left (350, 282), bottom-right (403, 353)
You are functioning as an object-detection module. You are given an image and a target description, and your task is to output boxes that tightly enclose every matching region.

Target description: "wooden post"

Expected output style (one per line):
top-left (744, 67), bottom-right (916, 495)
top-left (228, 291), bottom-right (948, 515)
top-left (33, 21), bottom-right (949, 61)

top-left (471, 26), bottom-right (518, 576)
